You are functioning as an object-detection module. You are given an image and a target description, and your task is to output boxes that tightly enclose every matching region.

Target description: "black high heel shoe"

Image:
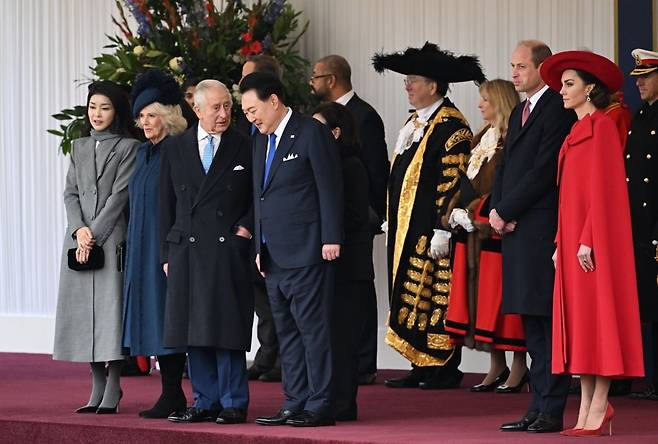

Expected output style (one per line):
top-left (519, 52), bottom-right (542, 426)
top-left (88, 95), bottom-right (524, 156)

top-left (470, 367), bottom-right (510, 392)
top-left (495, 369), bottom-right (530, 393)
top-left (96, 390), bottom-right (123, 414)
top-left (75, 404), bottom-right (100, 413)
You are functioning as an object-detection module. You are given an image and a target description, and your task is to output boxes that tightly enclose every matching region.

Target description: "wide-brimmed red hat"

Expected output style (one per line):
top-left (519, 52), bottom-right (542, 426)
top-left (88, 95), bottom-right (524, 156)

top-left (540, 50), bottom-right (623, 93)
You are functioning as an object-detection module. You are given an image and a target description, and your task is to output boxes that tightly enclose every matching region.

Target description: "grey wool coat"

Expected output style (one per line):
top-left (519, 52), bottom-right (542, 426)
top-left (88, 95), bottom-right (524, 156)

top-left (53, 131), bottom-right (138, 362)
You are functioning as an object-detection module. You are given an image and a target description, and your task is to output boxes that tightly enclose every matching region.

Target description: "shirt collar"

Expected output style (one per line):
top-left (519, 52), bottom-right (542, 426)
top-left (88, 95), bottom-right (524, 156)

top-left (335, 90), bottom-right (355, 106)
top-left (526, 84), bottom-right (549, 111)
top-left (416, 97), bottom-right (443, 122)
top-left (273, 107), bottom-right (293, 141)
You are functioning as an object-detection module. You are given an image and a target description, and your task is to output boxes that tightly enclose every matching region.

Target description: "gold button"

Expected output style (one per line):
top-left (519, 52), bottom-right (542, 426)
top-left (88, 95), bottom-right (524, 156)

top-left (645, 178), bottom-right (650, 183)
top-left (628, 130), bottom-right (632, 135)
top-left (652, 130), bottom-right (656, 135)
top-left (626, 154), bottom-right (631, 159)
top-left (648, 154), bottom-right (652, 159)
top-left (641, 110), bottom-right (644, 114)
top-left (643, 202), bottom-right (648, 207)
top-left (626, 178), bottom-right (630, 182)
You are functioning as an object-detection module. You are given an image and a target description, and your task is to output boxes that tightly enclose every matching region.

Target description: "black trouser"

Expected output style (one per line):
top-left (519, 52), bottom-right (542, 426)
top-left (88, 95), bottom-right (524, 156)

top-left (357, 280), bottom-right (378, 375)
top-left (522, 314), bottom-right (571, 418)
top-left (252, 269), bottom-right (280, 372)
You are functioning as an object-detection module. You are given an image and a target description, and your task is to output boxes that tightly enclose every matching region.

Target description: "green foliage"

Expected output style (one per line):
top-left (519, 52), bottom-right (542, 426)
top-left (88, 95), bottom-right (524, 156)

top-left (49, 0), bottom-right (313, 154)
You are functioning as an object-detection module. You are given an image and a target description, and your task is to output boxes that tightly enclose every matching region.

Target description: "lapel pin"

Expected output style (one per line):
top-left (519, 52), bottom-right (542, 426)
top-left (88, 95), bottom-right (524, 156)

top-left (290, 134), bottom-right (295, 139)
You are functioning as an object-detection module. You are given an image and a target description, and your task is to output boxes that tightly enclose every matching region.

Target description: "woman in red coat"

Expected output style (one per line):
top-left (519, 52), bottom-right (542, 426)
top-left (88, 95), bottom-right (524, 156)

top-left (540, 51), bottom-right (644, 436)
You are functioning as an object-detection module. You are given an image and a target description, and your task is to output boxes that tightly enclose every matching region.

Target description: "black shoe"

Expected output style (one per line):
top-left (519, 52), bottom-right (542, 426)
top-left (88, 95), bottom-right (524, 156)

top-left (216, 407), bottom-right (247, 424)
top-left (384, 371), bottom-right (422, 388)
top-left (255, 408), bottom-right (298, 426)
top-left (630, 386), bottom-right (658, 400)
top-left (75, 404), bottom-right (100, 413)
top-left (168, 406), bottom-right (220, 423)
top-left (258, 367), bottom-right (282, 382)
top-left (286, 410), bottom-right (336, 427)
top-left (96, 390), bottom-right (123, 414)
top-left (139, 394), bottom-right (187, 419)
top-left (419, 370), bottom-right (464, 390)
top-left (357, 373), bottom-right (377, 385)
top-left (495, 369), bottom-right (530, 393)
top-left (247, 365), bottom-right (267, 381)
top-left (526, 413), bottom-right (563, 433)
top-left (500, 412), bottom-right (539, 432)
top-left (471, 367), bottom-right (510, 392)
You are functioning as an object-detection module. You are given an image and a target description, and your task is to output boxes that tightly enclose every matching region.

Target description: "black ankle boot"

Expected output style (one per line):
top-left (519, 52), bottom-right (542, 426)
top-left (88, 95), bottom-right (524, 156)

top-left (140, 353), bottom-right (187, 419)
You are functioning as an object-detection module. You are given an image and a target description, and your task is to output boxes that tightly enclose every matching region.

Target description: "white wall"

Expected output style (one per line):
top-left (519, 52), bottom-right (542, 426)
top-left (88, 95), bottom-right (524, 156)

top-left (0, 0), bottom-right (614, 372)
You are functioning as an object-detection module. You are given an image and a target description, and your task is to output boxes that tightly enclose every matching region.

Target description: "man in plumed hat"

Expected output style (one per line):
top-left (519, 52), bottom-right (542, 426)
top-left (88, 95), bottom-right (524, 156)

top-left (626, 48), bottom-right (658, 401)
top-left (373, 42), bottom-right (484, 390)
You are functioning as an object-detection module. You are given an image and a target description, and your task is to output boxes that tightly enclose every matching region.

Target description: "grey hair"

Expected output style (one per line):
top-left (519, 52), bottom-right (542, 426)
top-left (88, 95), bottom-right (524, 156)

top-left (194, 79), bottom-right (232, 110)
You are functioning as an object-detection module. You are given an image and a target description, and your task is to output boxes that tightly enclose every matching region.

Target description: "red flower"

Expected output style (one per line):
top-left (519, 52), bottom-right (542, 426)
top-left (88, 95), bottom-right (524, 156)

top-left (248, 15), bottom-right (257, 28)
top-left (240, 44), bottom-right (251, 56)
top-left (242, 32), bottom-right (252, 42)
top-left (249, 41), bottom-right (262, 54)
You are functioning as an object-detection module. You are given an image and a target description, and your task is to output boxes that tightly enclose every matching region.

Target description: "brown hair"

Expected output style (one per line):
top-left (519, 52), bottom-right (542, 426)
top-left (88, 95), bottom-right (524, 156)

top-left (518, 40), bottom-right (552, 67)
top-left (246, 54), bottom-right (283, 80)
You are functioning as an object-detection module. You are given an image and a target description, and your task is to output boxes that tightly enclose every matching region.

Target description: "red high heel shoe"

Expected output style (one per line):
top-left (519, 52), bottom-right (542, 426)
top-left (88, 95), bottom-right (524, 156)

top-left (573, 403), bottom-right (614, 437)
top-left (559, 427), bottom-right (583, 436)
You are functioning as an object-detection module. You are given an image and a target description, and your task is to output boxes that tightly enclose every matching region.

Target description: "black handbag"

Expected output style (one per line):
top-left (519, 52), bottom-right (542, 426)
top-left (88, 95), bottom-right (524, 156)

top-left (67, 245), bottom-right (105, 271)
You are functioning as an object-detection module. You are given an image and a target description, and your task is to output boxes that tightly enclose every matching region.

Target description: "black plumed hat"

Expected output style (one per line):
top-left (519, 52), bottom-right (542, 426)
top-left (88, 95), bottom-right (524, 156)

top-left (372, 42), bottom-right (486, 85)
top-left (131, 69), bottom-right (182, 117)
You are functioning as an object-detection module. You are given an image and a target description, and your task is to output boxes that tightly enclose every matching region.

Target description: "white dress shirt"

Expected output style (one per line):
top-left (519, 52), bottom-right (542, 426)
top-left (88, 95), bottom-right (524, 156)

top-left (526, 84), bottom-right (549, 113)
top-left (335, 90), bottom-right (355, 106)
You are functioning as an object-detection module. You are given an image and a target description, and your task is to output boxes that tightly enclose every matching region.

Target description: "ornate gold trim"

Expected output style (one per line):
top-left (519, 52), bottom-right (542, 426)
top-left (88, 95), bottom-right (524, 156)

top-left (427, 333), bottom-right (453, 350)
top-left (432, 295), bottom-right (449, 305)
top-left (385, 327), bottom-right (452, 366)
top-left (445, 128), bottom-right (473, 152)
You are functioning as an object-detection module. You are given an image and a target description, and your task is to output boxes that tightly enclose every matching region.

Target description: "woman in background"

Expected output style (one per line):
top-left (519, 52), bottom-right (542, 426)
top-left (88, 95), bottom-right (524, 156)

top-left (53, 81), bottom-right (139, 414)
top-left (122, 70), bottom-right (188, 418)
top-left (444, 79), bottom-right (528, 393)
top-left (313, 102), bottom-right (372, 421)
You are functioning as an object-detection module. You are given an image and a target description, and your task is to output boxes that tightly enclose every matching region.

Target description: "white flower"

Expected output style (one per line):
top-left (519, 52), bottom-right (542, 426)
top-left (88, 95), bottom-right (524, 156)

top-left (133, 45), bottom-right (145, 56)
top-left (116, 67), bottom-right (126, 74)
top-left (232, 54), bottom-right (242, 63)
top-left (169, 57), bottom-right (184, 72)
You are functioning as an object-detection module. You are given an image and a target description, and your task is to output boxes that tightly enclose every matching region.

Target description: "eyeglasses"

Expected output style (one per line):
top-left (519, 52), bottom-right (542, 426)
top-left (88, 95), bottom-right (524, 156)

top-left (309, 73), bottom-right (333, 82)
top-left (404, 77), bottom-right (425, 87)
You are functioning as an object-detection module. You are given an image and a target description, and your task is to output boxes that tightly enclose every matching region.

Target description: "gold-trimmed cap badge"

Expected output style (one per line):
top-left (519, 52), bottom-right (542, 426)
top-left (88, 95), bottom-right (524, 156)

top-left (630, 48), bottom-right (658, 76)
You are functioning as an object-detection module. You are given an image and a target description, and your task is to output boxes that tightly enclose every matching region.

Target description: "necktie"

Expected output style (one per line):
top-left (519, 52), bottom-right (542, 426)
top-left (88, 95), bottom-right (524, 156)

top-left (521, 99), bottom-right (531, 126)
top-left (202, 135), bottom-right (214, 174)
top-left (262, 133), bottom-right (277, 188)
top-left (250, 123), bottom-right (257, 136)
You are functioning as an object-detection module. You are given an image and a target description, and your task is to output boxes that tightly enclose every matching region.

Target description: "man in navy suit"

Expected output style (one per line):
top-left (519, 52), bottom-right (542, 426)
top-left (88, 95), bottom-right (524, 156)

top-left (310, 55), bottom-right (389, 385)
top-left (240, 72), bottom-right (344, 427)
top-left (490, 40), bottom-right (575, 433)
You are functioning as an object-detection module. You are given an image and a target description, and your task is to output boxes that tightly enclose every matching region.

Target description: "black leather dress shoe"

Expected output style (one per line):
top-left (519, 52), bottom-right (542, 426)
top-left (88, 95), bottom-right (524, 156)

top-left (258, 368), bottom-right (282, 382)
top-left (526, 413), bottom-right (563, 433)
top-left (471, 368), bottom-right (510, 392)
top-left (419, 370), bottom-right (464, 390)
top-left (216, 407), bottom-right (247, 424)
top-left (286, 410), bottom-right (336, 427)
top-left (255, 408), bottom-right (298, 426)
top-left (384, 371), bottom-right (422, 388)
top-left (500, 412), bottom-right (539, 432)
top-left (168, 407), bottom-right (220, 423)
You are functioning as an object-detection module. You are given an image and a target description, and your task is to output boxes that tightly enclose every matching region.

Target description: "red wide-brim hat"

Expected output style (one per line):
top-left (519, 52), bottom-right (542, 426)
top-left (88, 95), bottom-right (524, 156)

top-left (540, 50), bottom-right (623, 93)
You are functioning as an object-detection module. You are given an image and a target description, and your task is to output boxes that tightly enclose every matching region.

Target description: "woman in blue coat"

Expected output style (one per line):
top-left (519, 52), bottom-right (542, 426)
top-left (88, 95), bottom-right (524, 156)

top-left (123, 70), bottom-right (188, 418)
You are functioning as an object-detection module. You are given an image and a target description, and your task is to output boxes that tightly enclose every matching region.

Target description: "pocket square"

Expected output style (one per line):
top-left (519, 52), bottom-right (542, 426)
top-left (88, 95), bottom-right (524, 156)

top-left (233, 165), bottom-right (245, 171)
top-left (283, 153), bottom-right (298, 162)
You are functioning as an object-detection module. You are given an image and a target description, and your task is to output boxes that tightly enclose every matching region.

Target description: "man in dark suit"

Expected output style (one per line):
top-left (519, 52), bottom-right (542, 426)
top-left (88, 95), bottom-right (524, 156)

top-left (240, 72), bottom-right (344, 427)
top-left (490, 40), bottom-right (576, 433)
top-left (237, 55), bottom-right (284, 383)
top-left (160, 79), bottom-right (254, 425)
top-left (626, 48), bottom-right (658, 400)
top-left (310, 55), bottom-right (389, 385)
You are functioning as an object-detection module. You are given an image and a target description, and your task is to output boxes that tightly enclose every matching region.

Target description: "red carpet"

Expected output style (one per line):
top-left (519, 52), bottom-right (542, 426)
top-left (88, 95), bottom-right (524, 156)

top-left (1, 353), bottom-right (657, 443)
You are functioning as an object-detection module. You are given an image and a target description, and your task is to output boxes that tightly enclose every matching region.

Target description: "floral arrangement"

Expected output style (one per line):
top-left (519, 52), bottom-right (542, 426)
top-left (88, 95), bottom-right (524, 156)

top-left (49, 0), bottom-right (313, 154)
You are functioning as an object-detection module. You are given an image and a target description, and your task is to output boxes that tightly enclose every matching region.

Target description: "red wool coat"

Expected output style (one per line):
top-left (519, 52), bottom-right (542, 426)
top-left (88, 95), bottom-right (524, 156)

top-left (552, 111), bottom-right (644, 377)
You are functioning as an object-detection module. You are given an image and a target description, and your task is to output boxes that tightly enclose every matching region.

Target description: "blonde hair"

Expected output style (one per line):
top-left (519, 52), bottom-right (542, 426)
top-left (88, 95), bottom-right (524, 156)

top-left (479, 79), bottom-right (520, 138)
top-left (135, 102), bottom-right (187, 136)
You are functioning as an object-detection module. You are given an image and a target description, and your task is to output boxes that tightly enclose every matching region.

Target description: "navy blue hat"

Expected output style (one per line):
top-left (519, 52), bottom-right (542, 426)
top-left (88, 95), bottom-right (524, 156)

top-left (131, 69), bottom-right (182, 117)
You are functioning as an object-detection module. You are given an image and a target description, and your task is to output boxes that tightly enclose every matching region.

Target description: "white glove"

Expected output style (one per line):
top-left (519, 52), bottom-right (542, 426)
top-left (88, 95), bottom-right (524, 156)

top-left (381, 220), bottom-right (388, 234)
top-left (429, 229), bottom-right (451, 259)
top-left (448, 208), bottom-right (475, 232)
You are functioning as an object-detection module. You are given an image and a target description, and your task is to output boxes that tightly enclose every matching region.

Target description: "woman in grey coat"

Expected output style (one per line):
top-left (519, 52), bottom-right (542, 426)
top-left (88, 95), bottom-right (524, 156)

top-left (53, 81), bottom-right (139, 414)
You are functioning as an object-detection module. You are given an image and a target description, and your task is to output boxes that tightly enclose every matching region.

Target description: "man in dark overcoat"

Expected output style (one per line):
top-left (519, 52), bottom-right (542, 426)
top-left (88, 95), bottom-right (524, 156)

top-left (160, 79), bottom-right (254, 424)
top-left (490, 40), bottom-right (576, 433)
top-left (626, 49), bottom-right (658, 401)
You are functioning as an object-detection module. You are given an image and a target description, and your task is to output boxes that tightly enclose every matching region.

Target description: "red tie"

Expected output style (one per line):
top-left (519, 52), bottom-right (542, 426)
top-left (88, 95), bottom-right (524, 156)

top-left (521, 99), bottom-right (531, 126)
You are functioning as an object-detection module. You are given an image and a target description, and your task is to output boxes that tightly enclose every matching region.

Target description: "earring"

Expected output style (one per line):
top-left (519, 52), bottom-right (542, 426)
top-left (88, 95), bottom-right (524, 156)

top-left (586, 92), bottom-right (591, 102)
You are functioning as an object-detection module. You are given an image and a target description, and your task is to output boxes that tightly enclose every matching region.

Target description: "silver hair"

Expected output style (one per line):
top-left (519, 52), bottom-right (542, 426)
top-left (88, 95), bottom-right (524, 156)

top-left (194, 79), bottom-right (232, 110)
top-left (134, 102), bottom-right (187, 136)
